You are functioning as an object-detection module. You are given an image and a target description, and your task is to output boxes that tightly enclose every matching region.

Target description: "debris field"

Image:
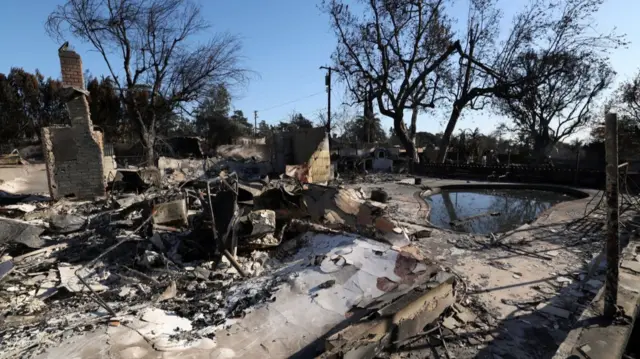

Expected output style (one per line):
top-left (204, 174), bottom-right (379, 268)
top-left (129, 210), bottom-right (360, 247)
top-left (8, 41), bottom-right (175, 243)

top-left (1, 157), bottom-right (638, 359)
top-left (0, 163), bottom-right (467, 359)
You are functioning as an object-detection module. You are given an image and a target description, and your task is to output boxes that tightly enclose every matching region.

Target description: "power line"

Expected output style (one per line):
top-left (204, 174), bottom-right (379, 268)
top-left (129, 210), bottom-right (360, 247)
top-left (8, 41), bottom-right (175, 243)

top-left (258, 91), bottom-right (325, 112)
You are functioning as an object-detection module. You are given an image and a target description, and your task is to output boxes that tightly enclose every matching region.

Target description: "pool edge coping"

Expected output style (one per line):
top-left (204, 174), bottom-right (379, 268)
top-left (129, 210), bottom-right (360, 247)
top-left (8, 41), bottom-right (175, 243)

top-left (417, 182), bottom-right (592, 235)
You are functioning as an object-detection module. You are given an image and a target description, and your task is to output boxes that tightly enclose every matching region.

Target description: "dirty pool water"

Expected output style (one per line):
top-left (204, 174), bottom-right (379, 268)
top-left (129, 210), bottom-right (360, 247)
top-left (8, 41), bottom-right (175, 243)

top-left (426, 189), bottom-right (573, 234)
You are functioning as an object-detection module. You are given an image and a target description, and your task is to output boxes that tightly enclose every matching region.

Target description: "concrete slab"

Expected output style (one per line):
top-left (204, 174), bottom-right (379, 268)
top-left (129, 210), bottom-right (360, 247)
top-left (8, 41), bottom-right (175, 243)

top-left (348, 179), bottom-right (610, 358)
top-left (552, 238), bottom-right (640, 359)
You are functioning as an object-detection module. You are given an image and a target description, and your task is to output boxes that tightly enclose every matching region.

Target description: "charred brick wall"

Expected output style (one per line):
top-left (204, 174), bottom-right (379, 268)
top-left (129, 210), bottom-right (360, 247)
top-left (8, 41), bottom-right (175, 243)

top-left (59, 51), bottom-right (84, 91)
top-left (41, 49), bottom-right (105, 200)
top-left (274, 127), bottom-right (331, 184)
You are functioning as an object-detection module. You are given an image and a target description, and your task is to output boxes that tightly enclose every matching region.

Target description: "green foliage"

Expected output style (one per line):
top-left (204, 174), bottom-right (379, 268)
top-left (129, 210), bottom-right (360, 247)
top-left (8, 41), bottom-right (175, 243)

top-left (256, 120), bottom-right (273, 138)
top-left (590, 115), bottom-right (640, 161)
top-left (230, 110), bottom-right (253, 133)
top-left (341, 115), bottom-right (386, 143)
top-left (194, 84), bottom-right (252, 146)
top-left (273, 113), bottom-right (314, 133)
top-left (415, 132), bottom-right (440, 149)
top-left (86, 75), bottom-right (126, 141)
top-left (450, 128), bottom-right (498, 158)
top-left (0, 68), bottom-right (68, 145)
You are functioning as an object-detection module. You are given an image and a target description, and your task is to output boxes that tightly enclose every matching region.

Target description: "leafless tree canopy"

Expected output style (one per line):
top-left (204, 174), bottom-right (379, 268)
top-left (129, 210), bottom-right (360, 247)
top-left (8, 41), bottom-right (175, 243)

top-left (322, 0), bottom-right (461, 162)
top-left (46, 0), bottom-right (250, 163)
top-left (618, 72), bottom-right (640, 122)
top-left (435, 0), bottom-right (623, 162)
top-left (492, 0), bottom-right (624, 159)
top-left (435, 0), bottom-right (503, 162)
top-left (498, 52), bottom-right (614, 156)
top-left (323, 0), bottom-right (624, 162)
top-left (335, 0), bottom-right (457, 111)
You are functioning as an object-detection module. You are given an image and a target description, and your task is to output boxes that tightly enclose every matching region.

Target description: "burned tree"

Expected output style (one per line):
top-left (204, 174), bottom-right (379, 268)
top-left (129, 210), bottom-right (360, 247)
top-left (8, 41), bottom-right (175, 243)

top-left (436, 0), bottom-right (504, 163)
top-left (436, 0), bottom-right (612, 162)
top-left (493, 0), bottom-right (623, 161)
top-left (322, 0), bottom-right (459, 163)
top-left (46, 0), bottom-right (250, 165)
top-left (497, 52), bottom-right (613, 161)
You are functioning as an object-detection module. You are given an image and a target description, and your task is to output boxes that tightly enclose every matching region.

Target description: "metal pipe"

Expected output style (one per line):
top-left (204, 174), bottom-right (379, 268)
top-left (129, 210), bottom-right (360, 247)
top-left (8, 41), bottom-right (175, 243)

top-left (204, 174), bottom-right (247, 277)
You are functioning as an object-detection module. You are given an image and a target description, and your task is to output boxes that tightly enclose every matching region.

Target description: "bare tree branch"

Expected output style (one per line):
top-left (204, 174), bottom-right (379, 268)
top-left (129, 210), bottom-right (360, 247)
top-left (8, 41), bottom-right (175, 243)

top-left (46, 0), bottom-right (252, 164)
top-left (496, 51), bottom-right (614, 161)
top-left (322, 0), bottom-right (457, 163)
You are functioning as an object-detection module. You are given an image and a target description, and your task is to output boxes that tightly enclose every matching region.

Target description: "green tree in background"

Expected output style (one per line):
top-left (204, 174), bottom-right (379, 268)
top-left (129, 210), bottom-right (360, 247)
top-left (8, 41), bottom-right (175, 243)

top-left (0, 68), bottom-right (68, 145)
top-left (274, 113), bottom-right (314, 132)
top-left (195, 84), bottom-right (252, 146)
top-left (342, 115), bottom-right (386, 143)
top-left (256, 120), bottom-right (273, 138)
top-left (230, 110), bottom-right (253, 135)
top-left (86, 75), bottom-right (125, 141)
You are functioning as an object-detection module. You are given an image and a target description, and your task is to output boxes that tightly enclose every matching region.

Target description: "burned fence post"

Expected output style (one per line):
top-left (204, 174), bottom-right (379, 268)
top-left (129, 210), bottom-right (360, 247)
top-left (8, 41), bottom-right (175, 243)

top-left (574, 145), bottom-right (581, 186)
top-left (604, 112), bottom-right (619, 319)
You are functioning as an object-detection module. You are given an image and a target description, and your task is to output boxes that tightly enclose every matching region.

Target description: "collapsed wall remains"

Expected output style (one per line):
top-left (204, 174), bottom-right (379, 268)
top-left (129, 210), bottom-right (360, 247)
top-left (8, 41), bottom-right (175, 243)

top-left (41, 48), bottom-right (105, 200)
top-left (274, 127), bottom-right (331, 184)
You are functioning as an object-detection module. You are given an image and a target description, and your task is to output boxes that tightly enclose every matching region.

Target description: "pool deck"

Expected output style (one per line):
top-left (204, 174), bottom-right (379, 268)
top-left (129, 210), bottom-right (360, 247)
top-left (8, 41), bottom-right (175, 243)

top-left (348, 177), bottom-right (637, 359)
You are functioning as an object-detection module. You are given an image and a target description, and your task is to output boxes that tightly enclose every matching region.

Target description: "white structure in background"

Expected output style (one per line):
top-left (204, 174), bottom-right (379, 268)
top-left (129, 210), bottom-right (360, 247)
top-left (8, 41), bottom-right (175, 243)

top-left (371, 148), bottom-right (393, 172)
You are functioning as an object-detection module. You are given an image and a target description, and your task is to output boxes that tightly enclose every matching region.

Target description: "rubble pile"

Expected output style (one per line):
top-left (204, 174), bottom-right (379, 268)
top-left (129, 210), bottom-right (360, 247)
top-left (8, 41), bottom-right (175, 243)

top-left (0, 163), bottom-right (436, 358)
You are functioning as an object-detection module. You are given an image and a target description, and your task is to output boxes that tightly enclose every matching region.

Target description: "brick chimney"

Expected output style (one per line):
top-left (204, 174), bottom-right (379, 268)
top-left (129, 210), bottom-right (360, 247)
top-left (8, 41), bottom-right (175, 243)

top-left (59, 50), bottom-right (84, 89)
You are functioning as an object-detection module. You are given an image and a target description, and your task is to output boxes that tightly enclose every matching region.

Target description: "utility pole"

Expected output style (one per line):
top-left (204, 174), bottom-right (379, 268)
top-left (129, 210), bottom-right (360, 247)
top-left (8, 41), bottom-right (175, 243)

top-left (604, 112), bottom-right (619, 319)
top-left (254, 110), bottom-right (258, 141)
top-left (320, 66), bottom-right (335, 133)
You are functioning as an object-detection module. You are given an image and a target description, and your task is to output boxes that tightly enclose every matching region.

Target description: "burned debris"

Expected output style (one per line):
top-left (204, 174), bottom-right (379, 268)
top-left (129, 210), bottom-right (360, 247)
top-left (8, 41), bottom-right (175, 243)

top-left (0, 167), bottom-right (462, 359)
top-left (0, 122), bottom-right (463, 359)
top-left (1, 69), bottom-right (634, 359)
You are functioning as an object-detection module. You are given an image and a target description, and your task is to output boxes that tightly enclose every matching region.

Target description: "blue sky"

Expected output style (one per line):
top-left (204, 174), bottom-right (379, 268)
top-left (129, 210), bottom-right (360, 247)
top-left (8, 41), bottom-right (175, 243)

top-left (1, 0), bottom-right (638, 137)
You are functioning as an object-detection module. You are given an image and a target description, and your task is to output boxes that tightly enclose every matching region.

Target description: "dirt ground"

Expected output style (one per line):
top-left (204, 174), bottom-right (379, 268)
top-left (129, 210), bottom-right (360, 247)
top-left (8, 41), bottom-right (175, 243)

top-left (352, 178), bottom-right (615, 359)
top-left (0, 164), bottom-right (49, 195)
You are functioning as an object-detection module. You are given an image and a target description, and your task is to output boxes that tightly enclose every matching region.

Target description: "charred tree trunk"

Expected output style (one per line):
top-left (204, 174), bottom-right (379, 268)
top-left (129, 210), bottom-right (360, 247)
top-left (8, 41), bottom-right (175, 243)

top-left (143, 130), bottom-right (156, 167)
top-left (409, 105), bottom-right (418, 146)
top-left (364, 94), bottom-right (374, 144)
top-left (128, 99), bottom-right (156, 167)
top-left (437, 99), bottom-right (466, 163)
top-left (533, 134), bottom-right (551, 165)
top-left (437, 33), bottom-right (475, 164)
top-left (394, 115), bottom-right (419, 164)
